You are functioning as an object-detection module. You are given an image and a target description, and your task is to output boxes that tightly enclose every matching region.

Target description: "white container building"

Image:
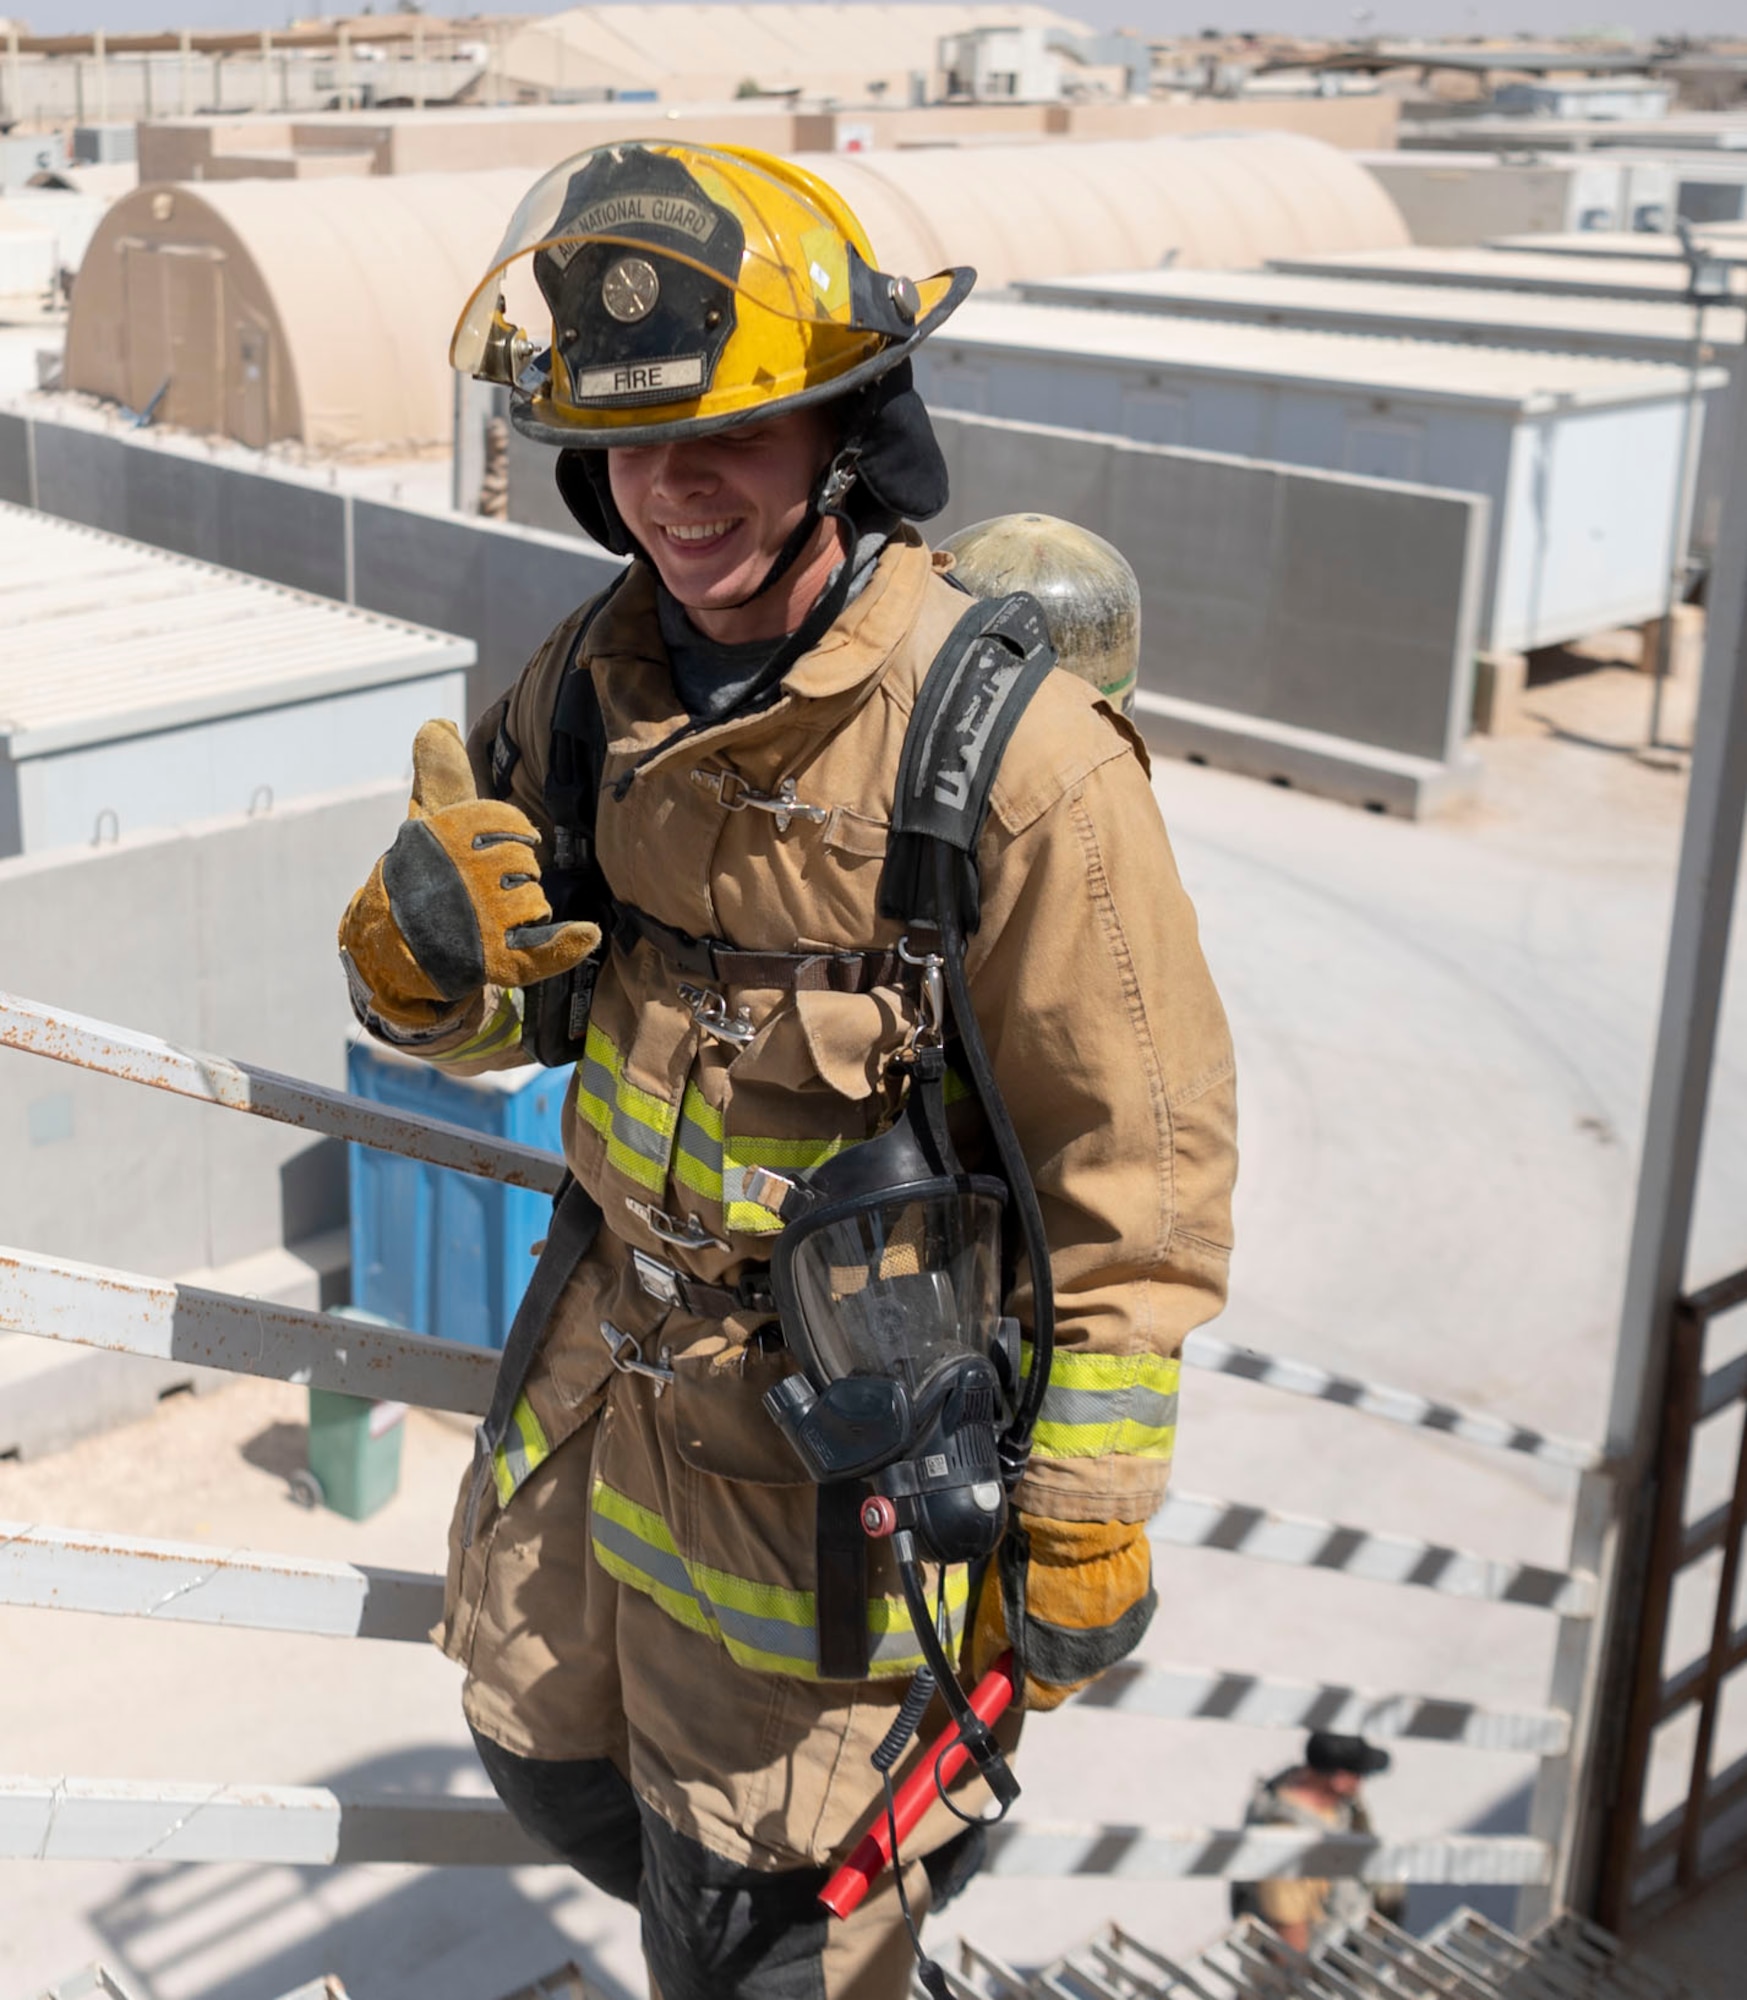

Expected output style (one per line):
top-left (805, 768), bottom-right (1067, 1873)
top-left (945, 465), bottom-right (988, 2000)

top-left (1548, 151), bottom-right (1747, 228)
top-left (0, 505), bottom-right (472, 858)
top-left (1490, 77), bottom-right (1674, 122)
top-left (1009, 267), bottom-right (1742, 556)
top-left (1354, 150), bottom-right (1676, 245)
top-left (913, 299), bottom-right (1724, 655)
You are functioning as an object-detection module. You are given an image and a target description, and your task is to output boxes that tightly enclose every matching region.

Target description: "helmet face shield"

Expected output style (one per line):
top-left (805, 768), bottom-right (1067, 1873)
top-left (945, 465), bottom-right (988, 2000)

top-left (778, 1183), bottom-right (1006, 1398)
top-left (452, 141), bottom-right (971, 446)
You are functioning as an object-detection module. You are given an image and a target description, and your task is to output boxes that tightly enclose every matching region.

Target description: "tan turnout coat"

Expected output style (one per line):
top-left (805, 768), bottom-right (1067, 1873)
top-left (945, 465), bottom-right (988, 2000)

top-left (420, 532), bottom-right (1237, 1870)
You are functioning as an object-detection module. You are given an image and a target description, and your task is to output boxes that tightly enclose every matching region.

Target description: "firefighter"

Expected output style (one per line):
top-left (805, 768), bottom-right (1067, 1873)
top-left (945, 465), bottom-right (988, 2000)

top-left (1230, 1733), bottom-right (1405, 1951)
top-left (338, 143), bottom-right (1237, 1999)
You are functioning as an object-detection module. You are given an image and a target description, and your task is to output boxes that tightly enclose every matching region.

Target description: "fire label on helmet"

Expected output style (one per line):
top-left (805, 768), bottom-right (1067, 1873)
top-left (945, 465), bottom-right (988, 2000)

top-left (574, 354), bottom-right (707, 402)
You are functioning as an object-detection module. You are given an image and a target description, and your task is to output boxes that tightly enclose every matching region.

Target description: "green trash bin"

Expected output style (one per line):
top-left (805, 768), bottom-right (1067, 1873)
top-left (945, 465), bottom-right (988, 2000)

top-left (302, 1388), bottom-right (409, 1521)
top-left (294, 1305), bottom-right (410, 1522)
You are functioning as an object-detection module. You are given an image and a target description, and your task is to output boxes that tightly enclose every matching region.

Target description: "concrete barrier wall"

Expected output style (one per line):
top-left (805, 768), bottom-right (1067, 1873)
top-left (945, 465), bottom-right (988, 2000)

top-left (927, 411), bottom-right (1488, 768)
top-left (0, 781), bottom-right (405, 1281)
top-left (3, 405), bottom-right (1486, 808)
top-left (0, 412), bottom-right (621, 719)
top-left (508, 408), bottom-right (1487, 772)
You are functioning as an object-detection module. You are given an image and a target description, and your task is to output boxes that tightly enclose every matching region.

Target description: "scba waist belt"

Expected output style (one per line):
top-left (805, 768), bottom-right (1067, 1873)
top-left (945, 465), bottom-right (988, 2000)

top-left (615, 904), bottom-right (907, 995)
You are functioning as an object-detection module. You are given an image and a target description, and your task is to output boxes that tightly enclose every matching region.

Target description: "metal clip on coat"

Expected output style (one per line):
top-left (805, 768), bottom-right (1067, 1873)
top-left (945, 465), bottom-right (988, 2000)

top-left (599, 1320), bottom-right (674, 1394)
top-left (623, 1198), bottom-right (727, 1254)
top-left (697, 769), bottom-right (830, 835)
top-left (679, 982), bottom-right (757, 1048)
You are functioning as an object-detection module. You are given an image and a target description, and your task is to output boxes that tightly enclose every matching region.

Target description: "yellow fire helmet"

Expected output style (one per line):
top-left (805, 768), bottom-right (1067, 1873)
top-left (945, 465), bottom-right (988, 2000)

top-left (452, 140), bottom-right (973, 448)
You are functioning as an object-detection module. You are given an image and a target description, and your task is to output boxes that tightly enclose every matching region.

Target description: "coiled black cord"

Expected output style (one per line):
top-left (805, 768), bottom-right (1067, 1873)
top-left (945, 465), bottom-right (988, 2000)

top-left (873, 1667), bottom-right (937, 1775)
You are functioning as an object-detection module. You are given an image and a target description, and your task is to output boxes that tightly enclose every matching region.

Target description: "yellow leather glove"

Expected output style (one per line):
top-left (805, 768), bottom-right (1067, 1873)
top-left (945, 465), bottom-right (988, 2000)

top-left (339, 718), bottom-right (602, 1033)
top-left (968, 1514), bottom-right (1156, 1712)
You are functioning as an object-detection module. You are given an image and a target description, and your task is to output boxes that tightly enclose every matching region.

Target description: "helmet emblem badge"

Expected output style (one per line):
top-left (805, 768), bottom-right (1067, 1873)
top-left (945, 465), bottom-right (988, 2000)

top-left (602, 256), bottom-right (661, 323)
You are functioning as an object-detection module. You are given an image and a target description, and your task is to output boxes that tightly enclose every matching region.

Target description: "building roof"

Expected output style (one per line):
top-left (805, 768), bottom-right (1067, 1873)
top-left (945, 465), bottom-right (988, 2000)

top-left (1265, 244), bottom-right (1746, 302)
top-left (1267, 42), bottom-right (1659, 77)
top-left (0, 506), bottom-right (471, 757)
top-left (808, 130), bottom-right (1407, 289)
top-left (498, 3), bottom-right (1092, 100)
top-left (1488, 228), bottom-right (1747, 264)
top-left (1400, 111), bottom-right (1747, 151)
top-left (1011, 265), bottom-right (1747, 352)
top-left (930, 296), bottom-right (1719, 412)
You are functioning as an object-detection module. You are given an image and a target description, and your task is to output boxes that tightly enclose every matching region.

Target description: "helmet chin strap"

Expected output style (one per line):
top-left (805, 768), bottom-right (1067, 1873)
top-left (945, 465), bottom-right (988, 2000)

top-left (711, 448), bottom-right (859, 612)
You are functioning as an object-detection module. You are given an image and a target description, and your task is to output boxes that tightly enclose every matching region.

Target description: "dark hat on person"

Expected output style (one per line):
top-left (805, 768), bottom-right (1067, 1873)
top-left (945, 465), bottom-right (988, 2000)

top-left (1306, 1732), bottom-right (1391, 1777)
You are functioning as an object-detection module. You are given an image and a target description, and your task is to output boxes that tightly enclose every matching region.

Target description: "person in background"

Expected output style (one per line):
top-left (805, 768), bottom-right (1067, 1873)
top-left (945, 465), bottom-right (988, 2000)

top-left (1230, 1731), bottom-right (1405, 1951)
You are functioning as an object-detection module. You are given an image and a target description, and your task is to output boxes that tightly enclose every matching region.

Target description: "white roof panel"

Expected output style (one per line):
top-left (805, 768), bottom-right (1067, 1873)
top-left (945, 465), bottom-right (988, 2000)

top-left (0, 506), bottom-right (473, 758)
top-left (1012, 267), bottom-right (1747, 351)
top-left (1488, 229), bottom-right (1747, 265)
top-left (1267, 245), bottom-right (1747, 301)
top-left (935, 297), bottom-right (1716, 411)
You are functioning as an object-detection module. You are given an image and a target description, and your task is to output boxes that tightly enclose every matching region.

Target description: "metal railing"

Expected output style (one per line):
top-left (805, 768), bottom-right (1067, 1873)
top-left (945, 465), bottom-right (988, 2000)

top-left (947, 1910), bottom-right (1685, 2000)
top-left (0, 988), bottom-right (1605, 1891)
top-left (1598, 1261), bottom-right (1747, 1927)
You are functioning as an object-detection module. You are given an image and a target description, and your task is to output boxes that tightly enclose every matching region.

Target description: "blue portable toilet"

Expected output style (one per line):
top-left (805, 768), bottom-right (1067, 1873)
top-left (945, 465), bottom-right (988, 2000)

top-left (346, 1039), bottom-right (567, 1350)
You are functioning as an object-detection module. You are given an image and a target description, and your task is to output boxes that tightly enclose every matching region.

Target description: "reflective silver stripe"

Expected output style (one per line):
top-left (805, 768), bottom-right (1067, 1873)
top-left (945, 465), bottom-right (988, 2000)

top-left (576, 1025), bottom-right (677, 1193)
top-left (591, 1503), bottom-right (724, 1637)
top-left (1037, 1384), bottom-right (1179, 1432)
top-left (591, 1483), bottom-right (963, 1678)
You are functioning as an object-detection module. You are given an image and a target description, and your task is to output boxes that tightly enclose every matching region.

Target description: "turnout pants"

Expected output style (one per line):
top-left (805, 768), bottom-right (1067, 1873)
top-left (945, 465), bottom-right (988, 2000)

top-left (442, 1389), bottom-right (1003, 2000)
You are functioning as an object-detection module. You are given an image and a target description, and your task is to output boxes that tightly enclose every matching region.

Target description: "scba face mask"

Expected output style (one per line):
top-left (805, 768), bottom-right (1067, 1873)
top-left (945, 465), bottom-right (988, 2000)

top-left (753, 1055), bottom-right (1020, 1569)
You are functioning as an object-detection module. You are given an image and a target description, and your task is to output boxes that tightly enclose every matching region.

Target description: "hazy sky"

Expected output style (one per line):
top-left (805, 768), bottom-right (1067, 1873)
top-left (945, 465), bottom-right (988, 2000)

top-left (35, 0), bottom-right (1744, 52)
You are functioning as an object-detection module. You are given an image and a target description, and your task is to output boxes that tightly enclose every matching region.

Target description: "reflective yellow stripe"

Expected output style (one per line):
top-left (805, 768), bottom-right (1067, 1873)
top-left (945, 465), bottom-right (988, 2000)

top-left (580, 1021), bottom-right (971, 1235)
top-left (576, 1021), bottom-right (677, 1192)
top-left (491, 1393), bottom-right (551, 1506)
top-left (427, 990), bottom-right (523, 1066)
top-left (662, 1072), bottom-right (852, 1235)
top-left (1021, 1344), bottom-right (1180, 1461)
top-left (591, 1477), bottom-right (968, 1678)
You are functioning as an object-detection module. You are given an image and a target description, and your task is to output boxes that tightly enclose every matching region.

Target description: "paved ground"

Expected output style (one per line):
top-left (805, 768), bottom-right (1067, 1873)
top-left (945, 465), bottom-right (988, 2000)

top-left (2, 656), bottom-right (1742, 2000)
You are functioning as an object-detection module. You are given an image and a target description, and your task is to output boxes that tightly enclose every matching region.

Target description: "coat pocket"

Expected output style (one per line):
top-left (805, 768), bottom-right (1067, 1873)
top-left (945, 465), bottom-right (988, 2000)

top-left (670, 1337), bottom-right (814, 1486)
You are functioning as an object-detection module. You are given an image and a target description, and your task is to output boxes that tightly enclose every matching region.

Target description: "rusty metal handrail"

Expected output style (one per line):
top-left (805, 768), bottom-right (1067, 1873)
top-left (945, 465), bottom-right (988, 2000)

top-left (0, 991), bottom-right (565, 1195)
top-left (1, 990), bottom-right (1605, 1471)
top-left (0, 989), bottom-right (1589, 1885)
top-left (0, 1245), bottom-right (495, 1415)
top-left (0, 1520), bottom-right (1573, 1751)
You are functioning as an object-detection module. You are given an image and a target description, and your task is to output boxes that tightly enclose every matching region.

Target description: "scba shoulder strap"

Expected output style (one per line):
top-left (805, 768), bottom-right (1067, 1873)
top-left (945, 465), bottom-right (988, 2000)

top-left (877, 591), bottom-right (1056, 933)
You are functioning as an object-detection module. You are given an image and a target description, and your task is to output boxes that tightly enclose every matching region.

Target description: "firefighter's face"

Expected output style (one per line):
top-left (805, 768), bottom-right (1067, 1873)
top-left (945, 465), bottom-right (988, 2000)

top-left (607, 407), bottom-right (840, 643)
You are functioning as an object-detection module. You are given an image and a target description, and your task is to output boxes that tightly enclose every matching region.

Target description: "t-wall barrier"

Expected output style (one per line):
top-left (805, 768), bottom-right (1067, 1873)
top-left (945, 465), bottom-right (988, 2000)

top-left (0, 988), bottom-right (1603, 1902)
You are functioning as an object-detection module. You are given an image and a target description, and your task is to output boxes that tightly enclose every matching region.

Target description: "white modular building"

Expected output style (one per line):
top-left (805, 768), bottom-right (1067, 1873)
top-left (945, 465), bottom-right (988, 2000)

top-left (1009, 266), bottom-right (1743, 557)
top-left (1490, 77), bottom-right (1674, 122)
top-left (0, 505), bottom-right (471, 858)
top-left (1354, 150), bottom-right (1677, 245)
top-left (912, 299), bottom-right (1724, 655)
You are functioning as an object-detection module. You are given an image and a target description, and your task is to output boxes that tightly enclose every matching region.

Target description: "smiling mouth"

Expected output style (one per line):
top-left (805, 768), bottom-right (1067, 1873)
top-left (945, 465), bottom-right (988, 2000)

top-left (662, 519), bottom-right (741, 546)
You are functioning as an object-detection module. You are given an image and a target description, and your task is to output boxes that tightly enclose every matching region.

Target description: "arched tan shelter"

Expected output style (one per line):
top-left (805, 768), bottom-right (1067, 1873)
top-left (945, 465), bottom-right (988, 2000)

top-left (806, 131), bottom-right (1409, 292)
top-left (68, 136), bottom-right (1406, 451)
top-left (66, 172), bottom-right (534, 451)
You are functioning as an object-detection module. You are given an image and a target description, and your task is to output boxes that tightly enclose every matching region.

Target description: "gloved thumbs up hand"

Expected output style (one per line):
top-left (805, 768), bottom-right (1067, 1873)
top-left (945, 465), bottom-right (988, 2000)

top-left (339, 718), bottom-right (603, 1034)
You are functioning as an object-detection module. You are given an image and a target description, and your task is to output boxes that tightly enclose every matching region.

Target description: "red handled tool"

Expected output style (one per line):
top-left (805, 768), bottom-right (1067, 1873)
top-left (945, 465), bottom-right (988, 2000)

top-left (819, 1651), bottom-right (1019, 1920)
